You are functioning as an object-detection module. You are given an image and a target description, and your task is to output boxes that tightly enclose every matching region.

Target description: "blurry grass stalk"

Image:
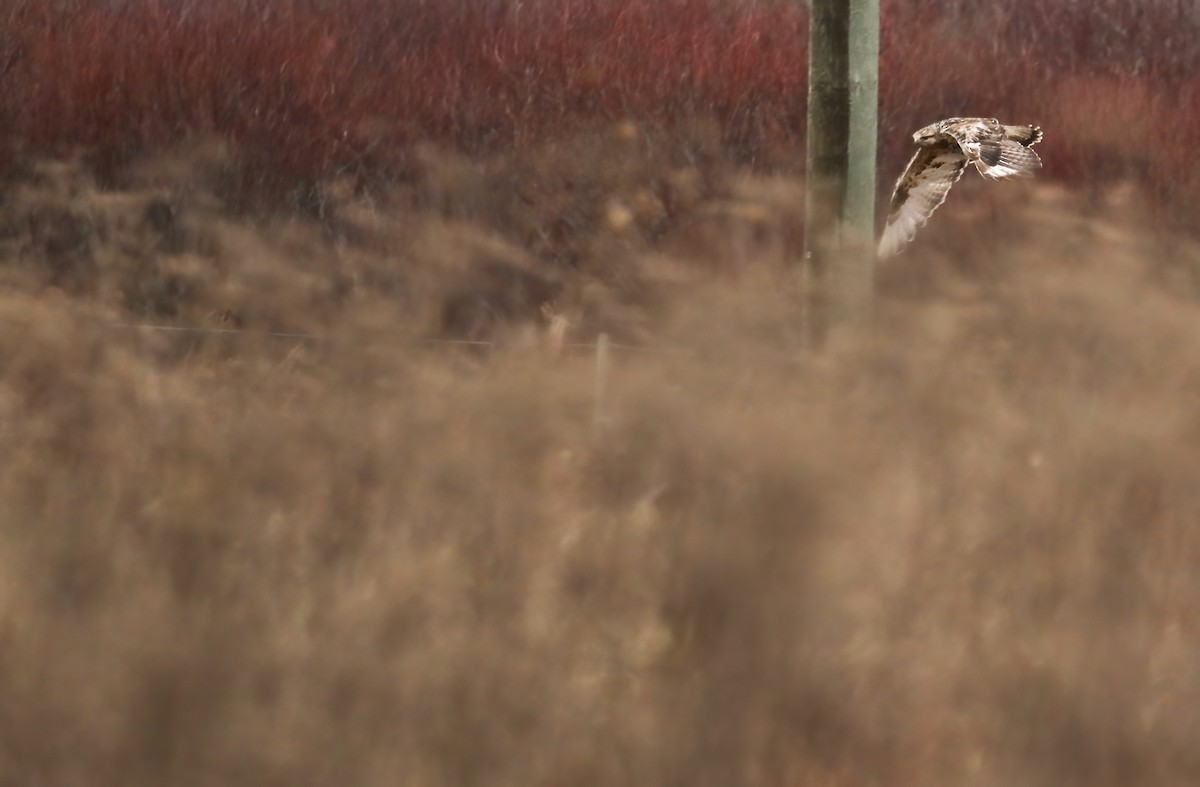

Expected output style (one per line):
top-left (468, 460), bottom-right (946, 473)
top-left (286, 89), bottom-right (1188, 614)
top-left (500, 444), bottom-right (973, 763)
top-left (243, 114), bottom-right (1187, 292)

top-left (593, 332), bottom-right (611, 436)
top-left (804, 0), bottom-right (878, 347)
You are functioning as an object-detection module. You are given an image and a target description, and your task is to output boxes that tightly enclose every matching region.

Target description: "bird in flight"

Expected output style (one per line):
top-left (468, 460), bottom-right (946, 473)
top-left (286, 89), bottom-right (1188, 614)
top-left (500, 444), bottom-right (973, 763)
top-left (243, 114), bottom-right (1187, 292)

top-left (878, 117), bottom-right (1044, 258)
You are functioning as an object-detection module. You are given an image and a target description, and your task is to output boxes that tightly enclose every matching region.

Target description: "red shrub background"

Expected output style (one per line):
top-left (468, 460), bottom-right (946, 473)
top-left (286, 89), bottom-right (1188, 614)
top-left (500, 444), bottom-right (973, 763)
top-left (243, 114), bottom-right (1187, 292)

top-left (1, 0), bottom-right (1197, 215)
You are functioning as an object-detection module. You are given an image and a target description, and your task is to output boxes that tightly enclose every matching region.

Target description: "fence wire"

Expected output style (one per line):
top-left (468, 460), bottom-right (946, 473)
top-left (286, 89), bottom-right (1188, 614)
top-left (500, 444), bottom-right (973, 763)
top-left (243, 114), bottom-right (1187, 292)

top-left (102, 320), bottom-right (699, 357)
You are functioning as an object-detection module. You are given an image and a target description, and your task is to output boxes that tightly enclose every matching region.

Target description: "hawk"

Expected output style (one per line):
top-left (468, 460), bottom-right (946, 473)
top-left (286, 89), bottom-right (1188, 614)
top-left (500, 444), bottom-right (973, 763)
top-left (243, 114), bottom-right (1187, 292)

top-left (878, 117), bottom-right (1044, 258)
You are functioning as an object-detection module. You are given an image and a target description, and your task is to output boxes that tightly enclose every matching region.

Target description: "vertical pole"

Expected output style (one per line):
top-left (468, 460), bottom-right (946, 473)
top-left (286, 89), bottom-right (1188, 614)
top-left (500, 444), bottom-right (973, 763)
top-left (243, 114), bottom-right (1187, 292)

top-left (803, 0), bottom-right (878, 346)
top-left (804, 0), bottom-right (849, 348)
top-left (843, 0), bottom-right (879, 320)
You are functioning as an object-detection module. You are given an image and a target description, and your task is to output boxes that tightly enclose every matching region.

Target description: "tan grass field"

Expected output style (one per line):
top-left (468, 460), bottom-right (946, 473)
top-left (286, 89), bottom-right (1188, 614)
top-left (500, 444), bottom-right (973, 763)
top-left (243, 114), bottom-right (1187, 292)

top-left (2, 132), bottom-right (1199, 785)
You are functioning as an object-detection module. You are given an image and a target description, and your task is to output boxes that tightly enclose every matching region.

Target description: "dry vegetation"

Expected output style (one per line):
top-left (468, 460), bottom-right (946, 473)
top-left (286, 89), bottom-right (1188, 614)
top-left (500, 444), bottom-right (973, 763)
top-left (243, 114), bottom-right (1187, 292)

top-left (3, 0), bottom-right (1199, 218)
top-left (3, 1), bottom-right (1200, 785)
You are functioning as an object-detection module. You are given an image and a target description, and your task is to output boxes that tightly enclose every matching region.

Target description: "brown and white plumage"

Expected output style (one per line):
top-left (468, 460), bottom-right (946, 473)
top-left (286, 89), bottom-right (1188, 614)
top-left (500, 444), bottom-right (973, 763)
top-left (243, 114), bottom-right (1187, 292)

top-left (878, 117), bottom-right (1044, 258)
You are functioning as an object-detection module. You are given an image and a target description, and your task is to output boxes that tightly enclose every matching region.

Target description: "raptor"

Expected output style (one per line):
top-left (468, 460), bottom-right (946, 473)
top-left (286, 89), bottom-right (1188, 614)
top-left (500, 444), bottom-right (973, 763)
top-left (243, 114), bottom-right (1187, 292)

top-left (878, 117), bottom-right (1044, 258)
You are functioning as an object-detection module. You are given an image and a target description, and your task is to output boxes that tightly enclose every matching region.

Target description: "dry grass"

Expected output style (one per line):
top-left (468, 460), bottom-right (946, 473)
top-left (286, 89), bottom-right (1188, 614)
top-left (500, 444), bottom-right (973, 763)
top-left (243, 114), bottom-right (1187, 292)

top-left (2, 125), bottom-right (1200, 786)
top-left (2, 4), bottom-right (1200, 781)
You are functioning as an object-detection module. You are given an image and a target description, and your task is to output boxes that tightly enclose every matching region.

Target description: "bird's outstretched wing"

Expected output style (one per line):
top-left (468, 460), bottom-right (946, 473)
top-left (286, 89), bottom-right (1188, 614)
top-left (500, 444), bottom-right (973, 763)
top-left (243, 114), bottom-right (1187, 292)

top-left (877, 139), bottom-right (968, 258)
top-left (974, 139), bottom-right (1042, 179)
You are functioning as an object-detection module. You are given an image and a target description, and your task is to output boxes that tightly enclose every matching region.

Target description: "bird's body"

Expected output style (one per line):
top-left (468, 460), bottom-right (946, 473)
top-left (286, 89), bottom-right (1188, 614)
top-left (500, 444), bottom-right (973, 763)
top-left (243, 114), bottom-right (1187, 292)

top-left (878, 117), bottom-right (1044, 258)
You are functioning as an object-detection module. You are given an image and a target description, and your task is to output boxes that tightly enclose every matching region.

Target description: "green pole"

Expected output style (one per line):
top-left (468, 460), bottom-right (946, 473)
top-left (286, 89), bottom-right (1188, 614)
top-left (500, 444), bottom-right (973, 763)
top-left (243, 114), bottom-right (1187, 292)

top-left (844, 0), bottom-right (878, 318)
top-left (803, 0), bottom-right (878, 345)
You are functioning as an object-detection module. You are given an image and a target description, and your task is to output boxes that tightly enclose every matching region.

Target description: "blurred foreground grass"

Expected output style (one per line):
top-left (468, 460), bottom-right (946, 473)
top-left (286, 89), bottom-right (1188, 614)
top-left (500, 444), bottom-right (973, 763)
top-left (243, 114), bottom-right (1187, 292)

top-left (1, 135), bottom-right (1200, 785)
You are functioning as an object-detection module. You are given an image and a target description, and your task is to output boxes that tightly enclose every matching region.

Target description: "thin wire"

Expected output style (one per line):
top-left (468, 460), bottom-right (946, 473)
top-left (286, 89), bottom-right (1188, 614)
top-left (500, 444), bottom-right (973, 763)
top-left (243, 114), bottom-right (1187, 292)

top-left (103, 320), bottom-right (692, 354)
top-left (107, 322), bottom-right (320, 341)
top-left (102, 320), bottom-right (801, 364)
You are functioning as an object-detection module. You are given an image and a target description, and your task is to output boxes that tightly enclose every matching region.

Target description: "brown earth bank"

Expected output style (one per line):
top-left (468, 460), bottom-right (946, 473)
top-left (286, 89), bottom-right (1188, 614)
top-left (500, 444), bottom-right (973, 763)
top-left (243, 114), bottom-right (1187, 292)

top-left (2, 135), bottom-right (1200, 785)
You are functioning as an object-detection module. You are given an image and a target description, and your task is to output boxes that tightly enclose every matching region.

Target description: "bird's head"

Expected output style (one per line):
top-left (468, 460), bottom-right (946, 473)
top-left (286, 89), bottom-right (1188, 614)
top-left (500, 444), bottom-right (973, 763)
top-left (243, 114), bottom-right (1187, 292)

top-left (913, 122), bottom-right (944, 146)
